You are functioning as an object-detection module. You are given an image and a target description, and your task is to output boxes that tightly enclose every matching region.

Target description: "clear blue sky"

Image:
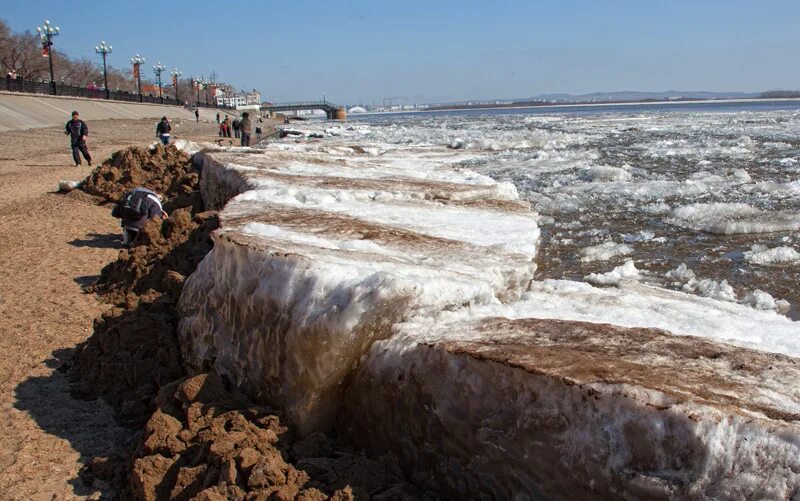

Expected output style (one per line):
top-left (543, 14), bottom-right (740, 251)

top-left (3, 0), bottom-right (799, 104)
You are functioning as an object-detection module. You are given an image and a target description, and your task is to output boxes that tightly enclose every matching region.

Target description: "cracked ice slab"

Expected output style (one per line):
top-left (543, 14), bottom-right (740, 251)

top-left (179, 147), bottom-right (540, 433)
top-left (177, 121), bottom-right (800, 498)
top-left (340, 317), bottom-right (800, 499)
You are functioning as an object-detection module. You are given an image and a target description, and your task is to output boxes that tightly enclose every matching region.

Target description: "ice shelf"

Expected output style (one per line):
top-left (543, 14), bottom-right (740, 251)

top-left (179, 147), bottom-right (540, 433)
top-left (340, 317), bottom-right (800, 499)
top-left (177, 140), bottom-right (800, 498)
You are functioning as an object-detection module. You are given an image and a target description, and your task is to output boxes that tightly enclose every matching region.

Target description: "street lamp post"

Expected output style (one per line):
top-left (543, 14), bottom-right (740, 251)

top-left (95, 41), bottom-right (112, 100)
top-left (191, 77), bottom-right (199, 105)
top-left (153, 62), bottom-right (166, 103)
top-left (197, 77), bottom-right (208, 106)
top-left (131, 54), bottom-right (145, 102)
top-left (170, 68), bottom-right (182, 103)
top-left (36, 20), bottom-right (59, 95)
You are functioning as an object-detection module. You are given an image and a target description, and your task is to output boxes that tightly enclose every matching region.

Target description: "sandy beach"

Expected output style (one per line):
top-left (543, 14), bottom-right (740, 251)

top-left (0, 117), bottom-right (228, 499)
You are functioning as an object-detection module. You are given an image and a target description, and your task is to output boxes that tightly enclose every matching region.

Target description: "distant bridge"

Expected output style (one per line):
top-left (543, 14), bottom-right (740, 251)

top-left (262, 100), bottom-right (345, 119)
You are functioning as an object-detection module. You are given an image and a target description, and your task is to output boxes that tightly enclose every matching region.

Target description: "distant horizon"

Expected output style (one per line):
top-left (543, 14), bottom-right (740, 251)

top-left (3, 0), bottom-right (800, 104)
top-left (344, 88), bottom-right (796, 108)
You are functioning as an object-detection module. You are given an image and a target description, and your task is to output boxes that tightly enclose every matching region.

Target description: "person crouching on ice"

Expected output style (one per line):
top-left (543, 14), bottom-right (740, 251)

top-left (112, 187), bottom-right (167, 247)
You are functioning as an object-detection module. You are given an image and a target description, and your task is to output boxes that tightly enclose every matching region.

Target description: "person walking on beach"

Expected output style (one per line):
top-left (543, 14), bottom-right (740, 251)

top-left (156, 116), bottom-right (172, 145)
top-left (232, 117), bottom-right (241, 139)
top-left (223, 116), bottom-right (232, 138)
top-left (195, 108), bottom-right (200, 122)
top-left (112, 187), bottom-right (167, 247)
top-left (240, 112), bottom-right (252, 146)
top-left (255, 125), bottom-right (262, 141)
top-left (216, 112), bottom-right (220, 124)
top-left (64, 111), bottom-right (91, 166)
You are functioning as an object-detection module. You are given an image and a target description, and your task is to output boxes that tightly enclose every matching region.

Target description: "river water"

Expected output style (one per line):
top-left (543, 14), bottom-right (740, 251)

top-left (280, 100), bottom-right (800, 318)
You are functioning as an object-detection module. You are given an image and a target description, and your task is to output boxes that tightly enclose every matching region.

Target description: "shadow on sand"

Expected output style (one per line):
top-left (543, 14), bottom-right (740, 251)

top-left (68, 232), bottom-right (121, 249)
top-left (13, 348), bottom-right (133, 497)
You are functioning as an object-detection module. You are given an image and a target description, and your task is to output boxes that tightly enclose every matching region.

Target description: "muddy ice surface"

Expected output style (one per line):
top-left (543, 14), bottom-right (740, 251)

top-left (341, 317), bottom-right (800, 499)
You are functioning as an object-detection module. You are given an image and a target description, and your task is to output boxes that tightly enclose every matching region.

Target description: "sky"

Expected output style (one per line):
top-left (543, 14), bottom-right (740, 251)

top-left (2, 0), bottom-right (800, 105)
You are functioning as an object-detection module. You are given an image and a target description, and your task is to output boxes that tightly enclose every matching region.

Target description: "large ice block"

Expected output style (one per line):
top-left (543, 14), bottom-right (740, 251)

top-left (339, 317), bottom-right (800, 499)
top-left (179, 147), bottom-right (540, 433)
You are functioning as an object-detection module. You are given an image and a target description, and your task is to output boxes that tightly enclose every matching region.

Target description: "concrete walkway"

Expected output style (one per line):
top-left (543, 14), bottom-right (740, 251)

top-left (0, 91), bottom-right (236, 131)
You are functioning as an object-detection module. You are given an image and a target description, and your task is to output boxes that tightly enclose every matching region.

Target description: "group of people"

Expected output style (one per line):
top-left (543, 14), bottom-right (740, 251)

top-left (64, 111), bottom-right (166, 246)
top-left (66, 107), bottom-right (266, 247)
top-left (67, 109), bottom-right (264, 166)
top-left (218, 113), bottom-right (256, 146)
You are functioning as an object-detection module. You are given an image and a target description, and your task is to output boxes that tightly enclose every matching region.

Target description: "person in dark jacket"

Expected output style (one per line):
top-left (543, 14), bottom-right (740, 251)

top-left (194, 108), bottom-right (200, 122)
top-left (64, 111), bottom-right (91, 166)
top-left (116, 187), bottom-right (167, 246)
top-left (232, 117), bottom-right (241, 138)
top-left (156, 116), bottom-right (171, 145)
top-left (240, 112), bottom-right (252, 146)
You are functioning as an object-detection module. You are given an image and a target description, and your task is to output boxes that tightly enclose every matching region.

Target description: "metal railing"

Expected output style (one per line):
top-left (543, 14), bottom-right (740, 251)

top-left (0, 76), bottom-right (236, 109)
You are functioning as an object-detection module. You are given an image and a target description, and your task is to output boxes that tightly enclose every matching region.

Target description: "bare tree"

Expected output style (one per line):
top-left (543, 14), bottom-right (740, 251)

top-left (106, 68), bottom-right (138, 93)
top-left (0, 19), bottom-right (49, 79)
top-left (57, 57), bottom-right (100, 87)
top-left (2, 17), bottom-right (238, 101)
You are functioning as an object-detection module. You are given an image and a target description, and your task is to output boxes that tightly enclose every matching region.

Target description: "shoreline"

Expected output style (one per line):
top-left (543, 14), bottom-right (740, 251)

top-left (352, 96), bottom-right (800, 116)
top-left (2, 110), bottom-right (799, 497)
top-left (0, 117), bottom-right (249, 498)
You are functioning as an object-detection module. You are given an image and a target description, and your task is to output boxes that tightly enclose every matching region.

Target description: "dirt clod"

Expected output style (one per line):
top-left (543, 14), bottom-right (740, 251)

top-left (81, 144), bottom-right (196, 205)
top-left (133, 373), bottom-right (417, 500)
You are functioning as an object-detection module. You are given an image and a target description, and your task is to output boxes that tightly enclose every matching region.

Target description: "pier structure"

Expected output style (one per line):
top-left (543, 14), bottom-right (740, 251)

top-left (262, 100), bottom-right (346, 120)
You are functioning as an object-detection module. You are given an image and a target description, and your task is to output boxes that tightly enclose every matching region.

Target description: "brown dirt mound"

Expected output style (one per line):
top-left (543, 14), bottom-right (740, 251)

top-left (70, 144), bottom-right (433, 499)
top-left (70, 209), bottom-right (219, 423)
top-left (70, 209), bottom-right (218, 421)
top-left (81, 144), bottom-right (198, 206)
top-left (71, 147), bottom-right (216, 423)
top-left (128, 373), bottom-right (420, 501)
top-left (88, 208), bottom-right (219, 305)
